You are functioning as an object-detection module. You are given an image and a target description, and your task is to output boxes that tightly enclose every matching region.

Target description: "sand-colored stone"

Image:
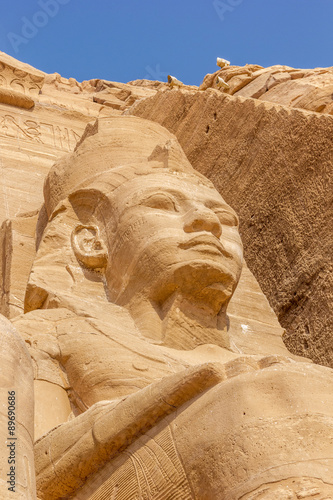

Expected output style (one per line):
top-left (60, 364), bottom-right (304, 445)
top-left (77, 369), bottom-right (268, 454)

top-left (0, 212), bottom-right (39, 318)
top-left (0, 51), bottom-right (160, 226)
top-left (6, 116), bottom-right (332, 499)
top-left (0, 88), bottom-right (34, 109)
top-left (0, 51), bottom-right (171, 320)
top-left (199, 64), bottom-right (263, 92)
top-left (243, 65), bottom-right (333, 114)
top-left (0, 53), bottom-right (332, 499)
top-left (201, 63), bottom-right (333, 114)
top-left (130, 88), bottom-right (333, 367)
top-left (0, 314), bottom-right (35, 499)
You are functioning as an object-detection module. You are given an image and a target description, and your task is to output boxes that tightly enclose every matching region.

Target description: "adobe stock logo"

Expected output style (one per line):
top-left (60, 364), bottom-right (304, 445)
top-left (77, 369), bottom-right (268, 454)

top-left (213, 0), bottom-right (244, 22)
top-left (7, 0), bottom-right (71, 54)
top-left (144, 64), bottom-right (168, 82)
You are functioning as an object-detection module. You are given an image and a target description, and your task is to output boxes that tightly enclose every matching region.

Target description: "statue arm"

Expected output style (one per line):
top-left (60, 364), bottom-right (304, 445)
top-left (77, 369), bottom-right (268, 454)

top-left (35, 362), bottom-right (225, 500)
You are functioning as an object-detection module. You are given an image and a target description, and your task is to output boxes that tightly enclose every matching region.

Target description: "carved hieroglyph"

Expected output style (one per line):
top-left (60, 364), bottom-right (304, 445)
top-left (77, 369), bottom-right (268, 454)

top-left (0, 50), bottom-right (160, 227)
top-left (4, 116), bottom-right (332, 499)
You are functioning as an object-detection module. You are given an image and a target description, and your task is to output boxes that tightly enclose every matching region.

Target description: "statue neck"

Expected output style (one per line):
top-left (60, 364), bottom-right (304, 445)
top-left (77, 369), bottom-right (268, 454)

top-left (127, 292), bottom-right (230, 350)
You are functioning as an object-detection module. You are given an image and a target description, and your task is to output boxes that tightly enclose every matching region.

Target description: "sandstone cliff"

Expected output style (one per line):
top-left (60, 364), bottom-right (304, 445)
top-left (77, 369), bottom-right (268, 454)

top-left (130, 88), bottom-right (333, 366)
top-left (200, 63), bottom-right (333, 114)
top-left (0, 52), bottom-right (332, 368)
top-left (0, 53), bottom-right (333, 499)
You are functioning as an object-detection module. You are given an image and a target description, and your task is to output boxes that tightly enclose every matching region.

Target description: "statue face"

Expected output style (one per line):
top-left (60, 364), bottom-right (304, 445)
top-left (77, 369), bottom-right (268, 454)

top-left (104, 170), bottom-right (243, 311)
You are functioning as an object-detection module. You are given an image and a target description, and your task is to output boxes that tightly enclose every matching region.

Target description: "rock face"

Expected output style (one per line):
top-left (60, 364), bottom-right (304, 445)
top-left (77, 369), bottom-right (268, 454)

top-left (200, 63), bottom-right (333, 114)
top-left (0, 51), bottom-right (162, 224)
top-left (0, 53), bottom-right (332, 499)
top-left (0, 314), bottom-right (35, 499)
top-left (131, 87), bottom-right (333, 367)
top-left (10, 115), bottom-right (333, 499)
top-left (0, 50), bottom-right (166, 318)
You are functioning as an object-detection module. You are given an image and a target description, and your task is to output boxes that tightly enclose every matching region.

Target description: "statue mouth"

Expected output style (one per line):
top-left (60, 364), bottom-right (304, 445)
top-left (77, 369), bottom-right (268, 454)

top-left (179, 234), bottom-right (232, 259)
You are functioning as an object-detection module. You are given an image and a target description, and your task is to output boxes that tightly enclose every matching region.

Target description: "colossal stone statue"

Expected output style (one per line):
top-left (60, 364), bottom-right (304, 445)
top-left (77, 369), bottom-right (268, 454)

top-left (12, 116), bottom-right (333, 499)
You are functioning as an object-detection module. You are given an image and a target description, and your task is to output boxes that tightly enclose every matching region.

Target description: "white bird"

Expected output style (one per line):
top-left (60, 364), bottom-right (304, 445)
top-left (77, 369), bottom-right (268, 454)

top-left (168, 75), bottom-right (184, 88)
top-left (216, 76), bottom-right (230, 90)
top-left (217, 57), bottom-right (231, 68)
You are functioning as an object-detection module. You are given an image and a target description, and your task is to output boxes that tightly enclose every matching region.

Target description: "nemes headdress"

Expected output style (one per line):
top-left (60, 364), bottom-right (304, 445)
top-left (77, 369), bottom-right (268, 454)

top-left (43, 115), bottom-right (210, 219)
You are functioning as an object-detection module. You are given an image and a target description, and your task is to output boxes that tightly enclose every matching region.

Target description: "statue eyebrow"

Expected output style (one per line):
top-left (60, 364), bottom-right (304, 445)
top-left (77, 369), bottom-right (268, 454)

top-left (132, 188), bottom-right (236, 216)
top-left (136, 188), bottom-right (187, 201)
top-left (204, 199), bottom-right (237, 214)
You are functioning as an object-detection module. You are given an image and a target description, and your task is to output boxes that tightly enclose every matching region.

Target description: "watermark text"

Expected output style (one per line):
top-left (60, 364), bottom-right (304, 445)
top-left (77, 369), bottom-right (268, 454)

top-left (7, 0), bottom-right (71, 53)
top-left (7, 391), bottom-right (16, 493)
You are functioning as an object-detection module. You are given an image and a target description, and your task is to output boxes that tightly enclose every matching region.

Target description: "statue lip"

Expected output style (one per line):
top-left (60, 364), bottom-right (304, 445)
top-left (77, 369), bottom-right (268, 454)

top-left (179, 234), bottom-right (230, 258)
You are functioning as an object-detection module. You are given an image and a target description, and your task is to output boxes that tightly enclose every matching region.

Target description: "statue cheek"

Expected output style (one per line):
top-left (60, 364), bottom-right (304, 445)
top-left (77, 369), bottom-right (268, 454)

top-left (221, 234), bottom-right (243, 265)
top-left (110, 217), bottom-right (148, 260)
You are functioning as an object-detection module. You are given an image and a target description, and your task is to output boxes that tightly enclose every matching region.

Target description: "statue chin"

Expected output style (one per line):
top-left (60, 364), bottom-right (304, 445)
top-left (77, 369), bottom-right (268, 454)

top-left (170, 261), bottom-right (237, 312)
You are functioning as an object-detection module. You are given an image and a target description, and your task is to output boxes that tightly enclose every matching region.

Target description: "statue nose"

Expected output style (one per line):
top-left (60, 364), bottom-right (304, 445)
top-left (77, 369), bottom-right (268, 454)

top-left (183, 206), bottom-right (222, 238)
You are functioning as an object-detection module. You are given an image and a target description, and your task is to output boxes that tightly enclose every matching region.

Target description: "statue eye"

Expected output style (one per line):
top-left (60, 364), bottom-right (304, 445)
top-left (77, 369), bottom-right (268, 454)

top-left (141, 193), bottom-right (177, 211)
top-left (214, 209), bottom-right (239, 227)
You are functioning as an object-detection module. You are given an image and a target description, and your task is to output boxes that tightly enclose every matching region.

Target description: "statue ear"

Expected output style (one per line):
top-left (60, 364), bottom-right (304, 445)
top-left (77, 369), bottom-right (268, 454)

top-left (71, 224), bottom-right (108, 270)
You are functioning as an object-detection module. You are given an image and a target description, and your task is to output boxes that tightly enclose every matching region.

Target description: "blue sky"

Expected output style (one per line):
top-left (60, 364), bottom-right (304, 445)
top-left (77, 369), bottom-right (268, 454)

top-left (0, 0), bottom-right (332, 85)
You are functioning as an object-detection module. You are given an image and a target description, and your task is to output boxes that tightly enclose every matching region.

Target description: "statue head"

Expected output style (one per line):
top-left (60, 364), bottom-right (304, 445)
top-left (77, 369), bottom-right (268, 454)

top-left (26, 117), bottom-right (243, 346)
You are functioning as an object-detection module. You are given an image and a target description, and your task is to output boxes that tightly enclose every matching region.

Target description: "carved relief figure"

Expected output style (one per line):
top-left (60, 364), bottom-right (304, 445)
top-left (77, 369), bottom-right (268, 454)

top-left (13, 116), bottom-right (333, 499)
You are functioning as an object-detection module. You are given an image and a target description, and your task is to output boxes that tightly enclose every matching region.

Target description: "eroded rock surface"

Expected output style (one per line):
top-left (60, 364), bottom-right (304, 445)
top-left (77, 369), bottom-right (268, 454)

top-left (0, 53), bottom-right (332, 499)
top-left (0, 51), bottom-right (161, 224)
top-left (200, 63), bottom-right (333, 114)
top-left (131, 87), bottom-right (333, 367)
top-left (10, 115), bottom-right (333, 499)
